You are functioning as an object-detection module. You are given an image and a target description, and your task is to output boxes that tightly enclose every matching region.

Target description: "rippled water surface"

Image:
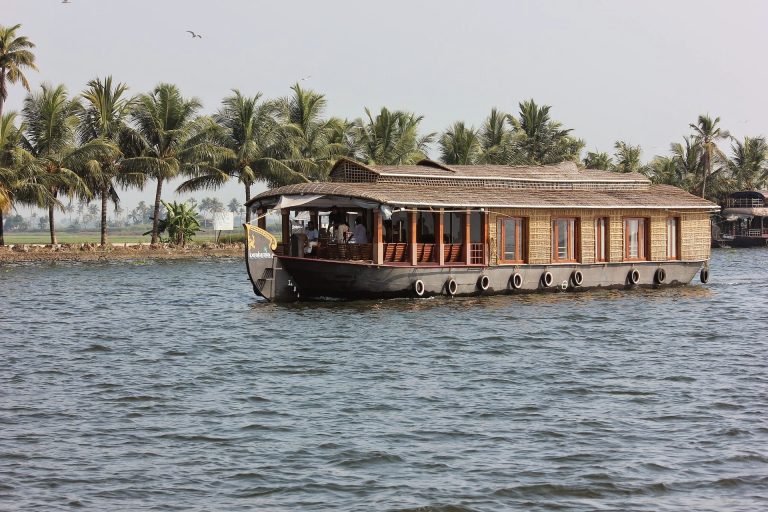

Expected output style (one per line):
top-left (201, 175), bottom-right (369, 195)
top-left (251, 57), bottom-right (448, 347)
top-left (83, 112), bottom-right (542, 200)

top-left (2, 250), bottom-right (767, 511)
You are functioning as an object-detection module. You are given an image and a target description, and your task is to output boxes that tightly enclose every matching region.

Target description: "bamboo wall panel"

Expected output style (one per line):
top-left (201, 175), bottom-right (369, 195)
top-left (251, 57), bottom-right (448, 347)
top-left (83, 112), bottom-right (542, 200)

top-left (681, 213), bottom-right (711, 261)
top-left (649, 213), bottom-right (667, 261)
top-left (489, 208), bottom-right (711, 265)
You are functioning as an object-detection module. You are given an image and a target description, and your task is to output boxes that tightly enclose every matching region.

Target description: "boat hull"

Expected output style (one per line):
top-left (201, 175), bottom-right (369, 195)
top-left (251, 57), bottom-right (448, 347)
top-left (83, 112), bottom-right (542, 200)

top-left (272, 257), bottom-right (707, 301)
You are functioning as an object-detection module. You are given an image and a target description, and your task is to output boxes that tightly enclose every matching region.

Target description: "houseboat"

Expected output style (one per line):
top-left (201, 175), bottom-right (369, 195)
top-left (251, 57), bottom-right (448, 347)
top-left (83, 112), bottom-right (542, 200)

top-left (713, 191), bottom-right (768, 247)
top-left (244, 158), bottom-right (717, 301)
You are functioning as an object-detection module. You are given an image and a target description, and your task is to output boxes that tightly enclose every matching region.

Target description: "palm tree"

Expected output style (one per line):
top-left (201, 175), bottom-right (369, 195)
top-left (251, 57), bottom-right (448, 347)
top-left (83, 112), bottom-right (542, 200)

top-left (276, 83), bottom-right (347, 181)
top-left (509, 99), bottom-right (582, 164)
top-left (583, 150), bottom-right (612, 170)
top-left (0, 24), bottom-right (38, 121)
top-left (78, 76), bottom-right (136, 245)
top-left (20, 83), bottom-right (99, 244)
top-left (727, 136), bottom-right (768, 190)
top-left (478, 108), bottom-right (513, 164)
top-left (439, 121), bottom-right (480, 165)
top-left (178, 90), bottom-right (301, 223)
top-left (612, 141), bottom-right (642, 173)
top-left (1, 112), bottom-right (61, 245)
top-left (690, 114), bottom-right (730, 198)
top-left (669, 137), bottom-right (703, 192)
top-left (121, 83), bottom-right (223, 244)
top-left (353, 107), bottom-right (434, 165)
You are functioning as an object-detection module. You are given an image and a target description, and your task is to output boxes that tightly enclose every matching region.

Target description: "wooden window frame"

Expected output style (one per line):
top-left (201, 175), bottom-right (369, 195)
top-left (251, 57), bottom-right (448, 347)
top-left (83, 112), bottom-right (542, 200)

top-left (552, 217), bottom-right (579, 263)
top-left (498, 217), bottom-right (527, 264)
top-left (624, 217), bottom-right (649, 261)
top-left (667, 217), bottom-right (681, 260)
top-left (595, 217), bottom-right (609, 263)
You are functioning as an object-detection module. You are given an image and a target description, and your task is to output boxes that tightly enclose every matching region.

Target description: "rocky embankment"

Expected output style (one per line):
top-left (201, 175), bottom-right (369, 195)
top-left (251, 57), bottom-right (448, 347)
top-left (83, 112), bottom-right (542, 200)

top-left (0, 243), bottom-right (244, 262)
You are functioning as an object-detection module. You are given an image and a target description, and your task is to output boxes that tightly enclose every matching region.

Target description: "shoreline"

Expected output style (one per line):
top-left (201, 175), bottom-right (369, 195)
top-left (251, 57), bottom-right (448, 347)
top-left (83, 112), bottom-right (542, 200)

top-left (0, 243), bottom-right (244, 263)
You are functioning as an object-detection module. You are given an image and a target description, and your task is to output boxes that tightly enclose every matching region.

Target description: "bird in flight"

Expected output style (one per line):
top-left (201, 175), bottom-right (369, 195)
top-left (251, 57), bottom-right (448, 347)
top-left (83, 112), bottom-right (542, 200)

top-left (62, 0), bottom-right (71, 3)
top-left (300, 75), bottom-right (312, 81)
top-left (186, 31), bottom-right (202, 38)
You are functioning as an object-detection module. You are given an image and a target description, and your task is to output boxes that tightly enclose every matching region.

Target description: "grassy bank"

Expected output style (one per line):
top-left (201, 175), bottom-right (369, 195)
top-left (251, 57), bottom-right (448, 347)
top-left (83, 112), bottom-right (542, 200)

top-left (1, 230), bottom-right (246, 245)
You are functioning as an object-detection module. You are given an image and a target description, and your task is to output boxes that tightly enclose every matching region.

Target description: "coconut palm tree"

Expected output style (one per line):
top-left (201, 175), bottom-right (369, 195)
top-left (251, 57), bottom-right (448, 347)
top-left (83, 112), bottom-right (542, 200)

top-left (0, 24), bottom-right (38, 121)
top-left (669, 137), bottom-right (703, 193)
top-left (478, 108), bottom-right (513, 164)
top-left (78, 76), bottom-right (137, 245)
top-left (20, 83), bottom-right (102, 244)
top-left (727, 136), bottom-right (768, 190)
top-left (612, 141), bottom-right (642, 173)
top-left (276, 83), bottom-right (347, 181)
top-left (121, 83), bottom-right (224, 244)
top-left (439, 121), bottom-right (481, 165)
top-left (583, 150), bottom-right (612, 170)
top-left (509, 99), bottom-right (582, 165)
top-left (177, 90), bottom-right (301, 223)
top-left (353, 107), bottom-right (434, 165)
top-left (690, 114), bottom-right (730, 198)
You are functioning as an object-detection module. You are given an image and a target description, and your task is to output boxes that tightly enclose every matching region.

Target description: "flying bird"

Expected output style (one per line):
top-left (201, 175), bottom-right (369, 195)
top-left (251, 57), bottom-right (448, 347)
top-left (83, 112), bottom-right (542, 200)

top-left (62, 0), bottom-right (71, 3)
top-left (186, 31), bottom-right (202, 38)
top-left (300, 75), bottom-right (312, 81)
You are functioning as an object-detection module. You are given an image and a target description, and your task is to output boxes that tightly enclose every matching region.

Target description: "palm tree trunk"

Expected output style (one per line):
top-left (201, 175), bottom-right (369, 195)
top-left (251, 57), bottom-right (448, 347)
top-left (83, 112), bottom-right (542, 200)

top-left (0, 209), bottom-right (5, 247)
top-left (244, 183), bottom-right (252, 223)
top-left (48, 204), bottom-right (57, 245)
top-left (701, 145), bottom-right (712, 198)
top-left (0, 69), bottom-right (6, 121)
top-left (151, 177), bottom-right (164, 244)
top-left (100, 185), bottom-right (109, 246)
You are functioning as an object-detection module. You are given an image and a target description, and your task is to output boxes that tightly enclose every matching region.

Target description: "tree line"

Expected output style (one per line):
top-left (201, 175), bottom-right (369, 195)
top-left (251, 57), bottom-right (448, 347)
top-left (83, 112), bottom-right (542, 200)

top-left (2, 23), bottom-right (766, 246)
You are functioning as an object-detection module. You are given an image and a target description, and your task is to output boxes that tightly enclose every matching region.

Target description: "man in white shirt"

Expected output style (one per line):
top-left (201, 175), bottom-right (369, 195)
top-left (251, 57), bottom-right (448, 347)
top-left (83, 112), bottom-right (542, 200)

top-left (350, 216), bottom-right (368, 244)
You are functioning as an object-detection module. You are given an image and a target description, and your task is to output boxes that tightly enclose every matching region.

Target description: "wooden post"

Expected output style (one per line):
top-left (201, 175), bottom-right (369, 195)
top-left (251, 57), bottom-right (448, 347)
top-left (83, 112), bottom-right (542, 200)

top-left (281, 210), bottom-right (290, 246)
top-left (310, 209), bottom-right (318, 230)
top-left (437, 209), bottom-right (445, 266)
top-left (464, 210), bottom-right (471, 265)
top-left (373, 209), bottom-right (383, 264)
top-left (409, 210), bottom-right (418, 266)
top-left (481, 210), bottom-right (489, 265)
top-left (257, 209), bottom-right (266, 230)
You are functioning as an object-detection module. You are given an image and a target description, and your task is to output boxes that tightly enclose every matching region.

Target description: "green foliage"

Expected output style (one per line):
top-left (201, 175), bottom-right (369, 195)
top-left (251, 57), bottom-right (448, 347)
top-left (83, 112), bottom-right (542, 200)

top-left (612, 141), bottom-right (642, 173)
top-left (439, 121), bottom-right (481, 164)
top-left (583, 151), bottom-right (612, 170)
top-left (0, 23), bottom-right (38, 119)
top-left (143, 200), bottom-right (201, 246)
top-left (353, 107), bottom-right (434, 165)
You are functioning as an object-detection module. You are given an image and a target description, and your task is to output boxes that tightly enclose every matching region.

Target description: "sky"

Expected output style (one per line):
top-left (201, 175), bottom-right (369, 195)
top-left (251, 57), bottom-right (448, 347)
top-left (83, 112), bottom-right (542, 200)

top-left (4, 0), bottom-right (768, 215)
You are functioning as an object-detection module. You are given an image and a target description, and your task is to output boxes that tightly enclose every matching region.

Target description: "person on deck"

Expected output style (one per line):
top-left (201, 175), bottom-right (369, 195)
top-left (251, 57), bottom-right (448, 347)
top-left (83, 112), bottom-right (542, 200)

top-left (350, 216), bottom-right (368, 244)
top-left (304, 221), bottom-right (319, 254)
top-left (335, 221), bottom-right (349, 243)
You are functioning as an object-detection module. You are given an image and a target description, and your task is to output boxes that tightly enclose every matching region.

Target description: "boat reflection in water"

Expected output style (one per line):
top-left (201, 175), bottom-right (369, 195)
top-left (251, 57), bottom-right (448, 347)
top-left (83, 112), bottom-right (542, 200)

top-left (244, 158), bottom-right (717, 302)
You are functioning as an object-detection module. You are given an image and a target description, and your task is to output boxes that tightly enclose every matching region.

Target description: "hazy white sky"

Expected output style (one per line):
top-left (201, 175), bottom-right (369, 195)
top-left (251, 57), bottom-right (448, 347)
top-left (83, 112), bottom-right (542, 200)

top-left (5, 0), bottom-right (768, 212)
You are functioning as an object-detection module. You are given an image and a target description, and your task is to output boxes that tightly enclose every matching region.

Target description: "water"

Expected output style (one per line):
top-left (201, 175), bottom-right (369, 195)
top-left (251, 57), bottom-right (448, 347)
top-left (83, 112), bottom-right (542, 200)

top-left (1, 250), bottom-right (767, 511)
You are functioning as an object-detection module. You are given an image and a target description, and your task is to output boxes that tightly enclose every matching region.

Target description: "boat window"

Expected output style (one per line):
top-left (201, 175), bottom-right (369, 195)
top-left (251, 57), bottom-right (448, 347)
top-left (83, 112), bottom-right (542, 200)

top-left (624, 217), bottom-right (648, 260)
top-left (417, 212), bottom-right (436, 243)
top-left (499, 217), bottom-right (525, 263)
top-left (443, 212), bottom-right (464, 244)
top-left (667, 217), bottom-right (680, 260)
top-left (552, 218), bottom-right (578, 262)
top-left (595, 217), bottom-right (609, 262)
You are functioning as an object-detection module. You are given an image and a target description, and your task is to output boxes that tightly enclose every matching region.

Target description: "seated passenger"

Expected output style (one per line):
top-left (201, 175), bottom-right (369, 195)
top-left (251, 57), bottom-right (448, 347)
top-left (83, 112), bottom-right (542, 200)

top-left (350, 216), bottom-right (368, 244)
top-left (304, 221), bottom-right (319, 254)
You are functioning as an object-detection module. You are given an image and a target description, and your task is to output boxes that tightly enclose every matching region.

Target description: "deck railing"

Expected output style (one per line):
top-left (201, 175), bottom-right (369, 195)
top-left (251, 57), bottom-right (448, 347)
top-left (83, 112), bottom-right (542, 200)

top-left (470, 243), bottom-right (485, 265)
top-left (726, 198), bottom-right (765, 208)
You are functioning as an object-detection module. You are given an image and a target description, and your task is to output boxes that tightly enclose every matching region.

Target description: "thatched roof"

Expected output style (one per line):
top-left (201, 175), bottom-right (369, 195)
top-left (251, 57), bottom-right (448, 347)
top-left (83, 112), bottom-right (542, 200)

top-left (329, 157), bottom-right (650, 189)
top-left (249, 181), bottom-right (717, 211)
